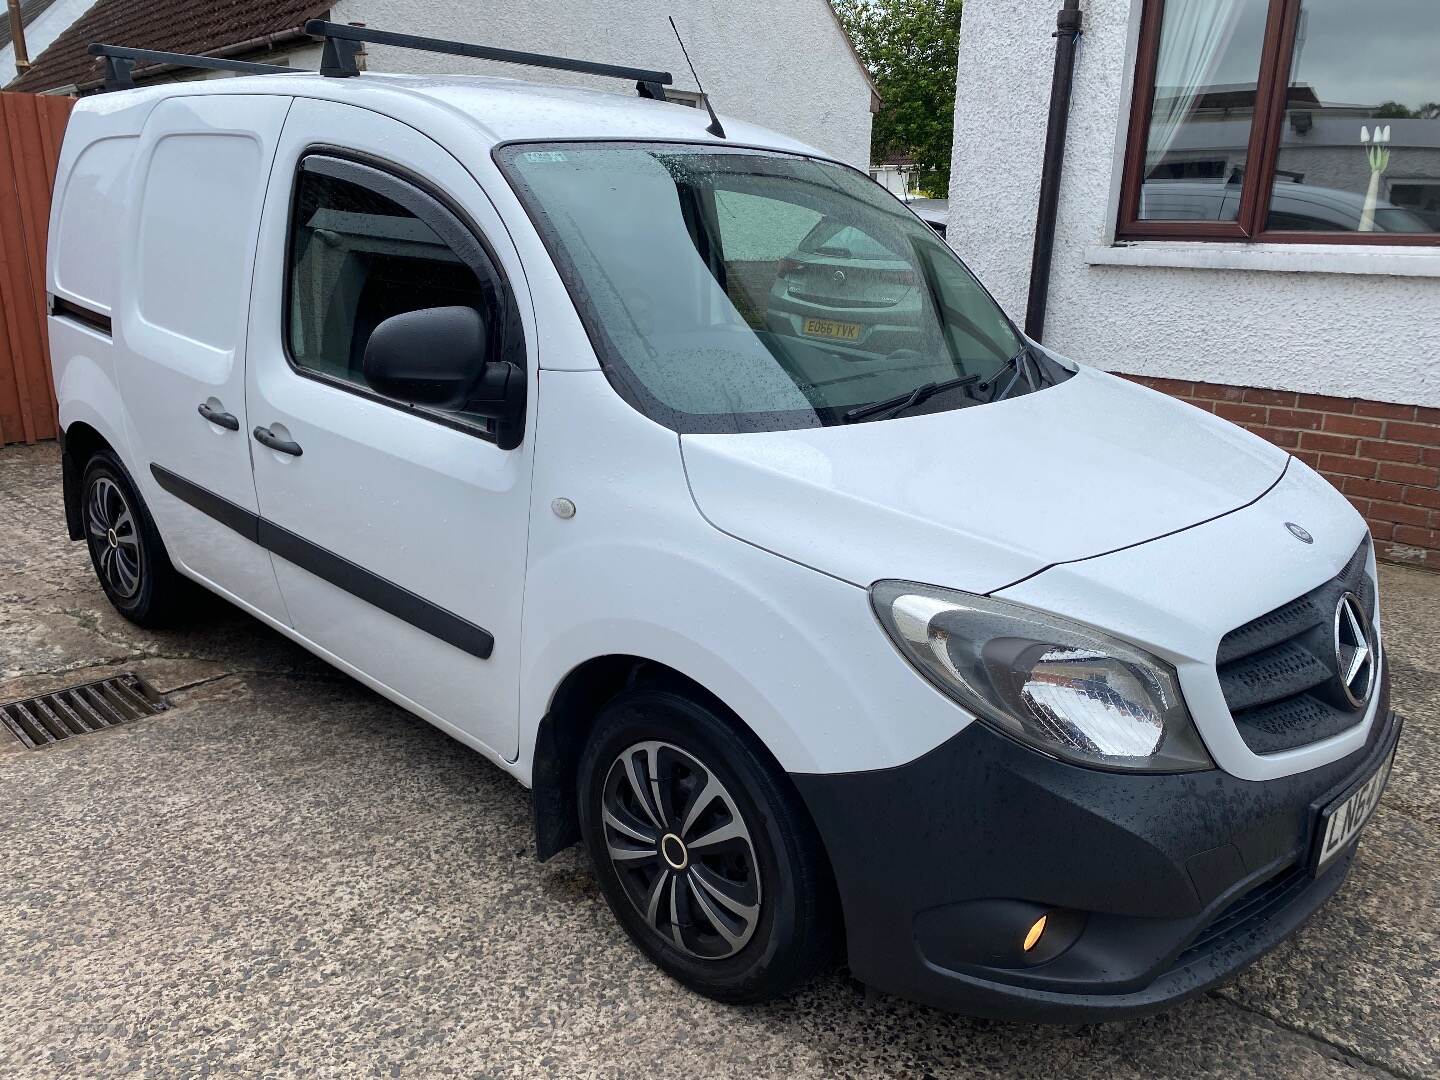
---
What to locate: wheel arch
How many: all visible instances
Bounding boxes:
[529,653,831,885]
[59,419,120,541]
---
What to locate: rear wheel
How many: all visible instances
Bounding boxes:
[81,451,190,627]
[578,685,835,1003]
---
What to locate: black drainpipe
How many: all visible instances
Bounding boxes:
[1023,0,1084,342]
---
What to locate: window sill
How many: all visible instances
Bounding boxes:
[1085,242,1440,278]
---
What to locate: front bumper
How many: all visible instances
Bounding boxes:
[792,672,1398,1022]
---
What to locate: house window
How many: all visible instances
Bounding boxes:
[664,89,708,109]
[1119,0,1440,243]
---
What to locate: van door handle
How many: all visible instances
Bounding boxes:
[253,426,303,457]
[197,402,239,431]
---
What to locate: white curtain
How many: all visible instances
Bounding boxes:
[1145,0,1244,174]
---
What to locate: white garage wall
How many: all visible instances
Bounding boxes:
[947,0,1440,408]
[326,0,875,169]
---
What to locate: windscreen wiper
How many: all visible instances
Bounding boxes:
[976,348,1041,403]
[842,374,979,424]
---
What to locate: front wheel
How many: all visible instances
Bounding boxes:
[578,686,835,1003]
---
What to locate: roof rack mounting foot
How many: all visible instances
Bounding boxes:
[320,35,361,78]
[101,54,135,92]
[636,80,668,101]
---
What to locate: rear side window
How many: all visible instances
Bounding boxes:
[285,156,522,432]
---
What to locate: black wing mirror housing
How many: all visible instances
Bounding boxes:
[364,305,487,408]
[363,305,525,447]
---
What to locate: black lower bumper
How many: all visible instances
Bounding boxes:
[792,676,1399,1022]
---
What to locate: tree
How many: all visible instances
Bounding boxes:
[1374,101,1440,119]
[834,0,962,197]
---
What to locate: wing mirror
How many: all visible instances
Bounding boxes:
[363,305,523,445]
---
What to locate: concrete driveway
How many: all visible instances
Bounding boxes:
[2,441,1437,1079]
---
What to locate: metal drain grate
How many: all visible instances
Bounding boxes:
[0,673,169,750]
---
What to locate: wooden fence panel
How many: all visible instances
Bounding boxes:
[0,92,74,446]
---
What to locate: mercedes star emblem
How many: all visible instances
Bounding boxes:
[1333,592,1376,709]
[1285,522,1314,544]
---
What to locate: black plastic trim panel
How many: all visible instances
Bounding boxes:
[792,673,1396,1022]
[59,428,84,541]
[148,464,494,659]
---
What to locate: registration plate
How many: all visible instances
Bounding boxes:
[802,317,862,342]
[1312,741,1396,876]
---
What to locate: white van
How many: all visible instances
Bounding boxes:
[48,24,1399,1021]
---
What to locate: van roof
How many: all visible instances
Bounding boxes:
[83,71,830,160]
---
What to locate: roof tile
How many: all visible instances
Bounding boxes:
[8,0,332,92]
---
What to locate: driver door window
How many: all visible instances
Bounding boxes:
[286,158,518,432]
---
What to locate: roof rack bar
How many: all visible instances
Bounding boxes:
[304,20,673,90]
[88,43,293,91]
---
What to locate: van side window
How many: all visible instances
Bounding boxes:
[285,157,519,432]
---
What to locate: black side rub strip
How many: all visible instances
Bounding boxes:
[148,463,495,660]
[150,463,259,543]
[255,518,495,659]
[51,296,112,336]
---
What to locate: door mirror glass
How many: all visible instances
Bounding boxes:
[363,305,487,408]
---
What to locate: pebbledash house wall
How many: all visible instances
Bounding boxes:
[947,0,1440,570]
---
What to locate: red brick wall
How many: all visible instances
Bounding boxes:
[1121,375,1440,572]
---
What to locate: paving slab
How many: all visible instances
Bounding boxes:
[2,441,1436,1079]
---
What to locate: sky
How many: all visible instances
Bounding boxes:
[1203,0,1438,111]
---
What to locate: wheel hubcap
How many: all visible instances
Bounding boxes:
[659,833,688,870]
[601,740,761,960]
[86,476,142,599]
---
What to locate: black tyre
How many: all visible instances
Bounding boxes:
[578,684,835,1003]
[80,450,191,627]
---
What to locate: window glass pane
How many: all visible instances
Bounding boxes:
[1138,0,1272,222]
[1265,0,1440,233]
[287,169,497,420]
[712,190,822,327]
[498,143,1029,434]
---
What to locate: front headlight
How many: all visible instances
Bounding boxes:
[871,581,1213,773]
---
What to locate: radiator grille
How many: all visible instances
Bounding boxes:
[0,673,168,750]
[1216,539,1375,755]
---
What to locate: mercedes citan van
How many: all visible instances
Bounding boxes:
[47,24,1399,1020]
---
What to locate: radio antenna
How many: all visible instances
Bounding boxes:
[668,16,727,139]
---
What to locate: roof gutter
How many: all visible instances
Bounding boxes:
[1023,0,1084,342]
[70,25,312,92]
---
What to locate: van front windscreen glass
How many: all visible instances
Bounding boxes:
[497,142,1034,433]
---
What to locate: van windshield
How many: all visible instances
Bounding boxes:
[498,142,1042,433]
